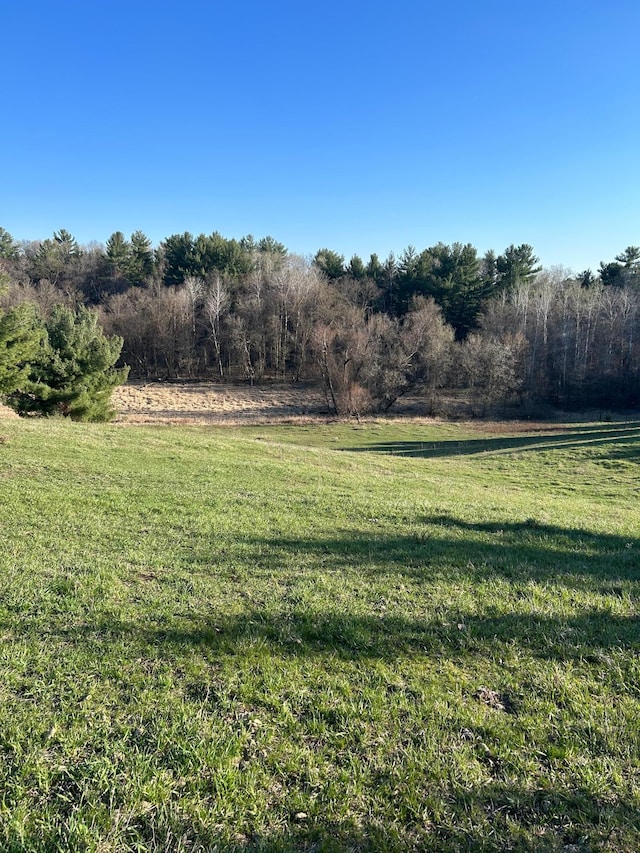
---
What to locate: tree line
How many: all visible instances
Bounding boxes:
[1,226,639,418]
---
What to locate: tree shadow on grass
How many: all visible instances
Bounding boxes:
[146,607,639,665]
[125,514,638,662]
[7,517,637,664]
[30,601,636,666]
[341,421,640,458]
[220,515,640,590]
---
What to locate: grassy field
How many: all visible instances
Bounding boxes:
[0,417,638,852]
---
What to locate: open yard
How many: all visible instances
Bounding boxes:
[0,408,638,851]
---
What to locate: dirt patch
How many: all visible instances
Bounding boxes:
[0,403,19,420]
[112,382,331,425]
[112,383,574,431]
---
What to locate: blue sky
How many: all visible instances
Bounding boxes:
[2,0,638,273]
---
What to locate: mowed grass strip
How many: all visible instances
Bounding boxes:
[0,418,638,852]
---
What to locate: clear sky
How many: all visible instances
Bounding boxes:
[2,0,638,273]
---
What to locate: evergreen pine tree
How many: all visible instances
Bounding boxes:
[6,305,129,421]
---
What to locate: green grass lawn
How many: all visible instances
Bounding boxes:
[0,417,638,852]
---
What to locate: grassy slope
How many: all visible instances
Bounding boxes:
[0,418,638,852]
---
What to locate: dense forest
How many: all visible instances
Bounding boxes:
[1,226,639,416]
